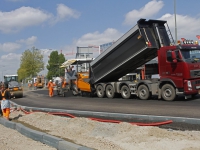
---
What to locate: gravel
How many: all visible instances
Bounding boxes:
[2,110,199,150]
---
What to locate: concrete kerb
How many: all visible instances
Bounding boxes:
[11,103,200,125]
[0,106,94,150]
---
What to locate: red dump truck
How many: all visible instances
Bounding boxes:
[63,19,200,101]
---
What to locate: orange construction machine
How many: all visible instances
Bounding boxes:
[36,76,45,88]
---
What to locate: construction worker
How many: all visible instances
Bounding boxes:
[62,79,67,88]
[47,80,55,97]
[28,82,32,90]
[58,78,67,96]
[0,84,11,120]
[34,82,37,90]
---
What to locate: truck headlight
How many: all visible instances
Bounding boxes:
[187,81,192,87]
[187,81,192,90]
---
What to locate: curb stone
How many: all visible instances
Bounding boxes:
[11,103,200,125]
[0,117,94,150]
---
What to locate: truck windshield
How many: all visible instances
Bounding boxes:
[4,76,18,82]
[180,49,200,63]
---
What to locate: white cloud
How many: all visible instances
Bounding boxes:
[0,42,21,52]
[123,0,164,25]
[75,28,122,46]
[159,14,200,40]
[0,4,80,33]
[0,36,37,52]
[123,0,200,41]
[55,4,80,22]
[17,36,37,47]
[0,6,52,33]
[1,53,21,61]
[59,28,123,59]
[0,53,21,80]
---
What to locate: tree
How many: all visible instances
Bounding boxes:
[17,47,44,81]
[46,51,65,80]
[17,68,27,81]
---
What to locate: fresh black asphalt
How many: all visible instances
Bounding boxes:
[11,89,200,119]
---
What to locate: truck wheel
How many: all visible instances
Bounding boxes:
[138,85,150,100]
[106,85,115,98]
[19,93,23,98]
[96,85,105,98]
[161,84,176,101]
[192,94,197,98]
[15,92,23,98]
[121,85,131,99]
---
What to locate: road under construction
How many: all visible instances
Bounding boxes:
[1,88,199,150]
[11,89,200,129]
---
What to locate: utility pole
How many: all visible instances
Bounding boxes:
[59,50,61,77]
[174,0,178,43]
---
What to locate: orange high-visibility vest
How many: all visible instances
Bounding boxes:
[1,90,7,100]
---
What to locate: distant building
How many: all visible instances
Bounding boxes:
[99,42,114,52]
[75,46,98,72]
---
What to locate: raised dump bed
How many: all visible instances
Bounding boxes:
[89,19,171,84]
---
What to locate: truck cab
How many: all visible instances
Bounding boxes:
[158,40,200,100]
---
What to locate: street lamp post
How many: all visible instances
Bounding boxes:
[1,65,5,82]
[1,71,3,82]
[2,70,7,82]
[59,56,60,77]
[174,0,178,43]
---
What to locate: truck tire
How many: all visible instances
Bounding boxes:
[138,85,150,100]
[96,85,105,98]
[19,93,23,98]
[121,85,131,99]
[161,84,176,101]
[106,85,115,98]
[192,94,197,98]
[15,92,23,98]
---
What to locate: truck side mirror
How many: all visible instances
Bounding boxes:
[171,51,177,63]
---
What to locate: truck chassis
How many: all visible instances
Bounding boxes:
[94,79,193,101]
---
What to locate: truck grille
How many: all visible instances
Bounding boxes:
[195,80,200,84]
[190,70,200,78]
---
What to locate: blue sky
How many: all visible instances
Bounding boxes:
[0,0,200,81]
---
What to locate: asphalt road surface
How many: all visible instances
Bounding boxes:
[11,89,200,119]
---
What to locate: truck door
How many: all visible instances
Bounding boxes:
[165,50,184,87]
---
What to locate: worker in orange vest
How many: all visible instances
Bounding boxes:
[59,78,68,96]
[0,84,11,120]
[34,82,37,90]
[28,82,32,90]
[47,80,55,97]
[62,79,67,88]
